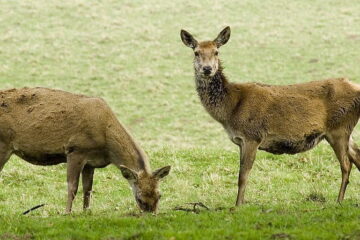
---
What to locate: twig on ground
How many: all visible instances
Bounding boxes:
[173,202,210,214]
[22,204,46,215]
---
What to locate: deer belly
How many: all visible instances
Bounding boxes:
[14,151,66,165]
[259,132,325,155]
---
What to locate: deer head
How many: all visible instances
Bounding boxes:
[181,26,231,77]
[120,165,171,213]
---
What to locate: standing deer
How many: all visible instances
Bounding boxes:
[0,87,171,213]
[181,26,360,205]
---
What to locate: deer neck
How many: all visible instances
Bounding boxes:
[106,121,151,174]
[195,64,231,123]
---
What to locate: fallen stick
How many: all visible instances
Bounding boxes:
[22,204,46,215]
[173,202,210,213]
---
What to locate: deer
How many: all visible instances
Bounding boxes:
[0,87,171,213]
[181,26,360,206]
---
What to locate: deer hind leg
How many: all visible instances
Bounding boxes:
[82,165,94,210]
[236,140,259,206]
[66,151,87,213]
[326,132,352,202]
[0,142,12,174]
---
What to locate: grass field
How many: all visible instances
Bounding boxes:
[1,0,360,239]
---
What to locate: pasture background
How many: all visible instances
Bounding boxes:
[1,0,360,239]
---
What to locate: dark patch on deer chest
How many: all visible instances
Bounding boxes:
[196,72,227,107]
[259,132,324,155]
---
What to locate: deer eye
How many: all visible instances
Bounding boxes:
[214,51,219,56]
[194,51,199,57]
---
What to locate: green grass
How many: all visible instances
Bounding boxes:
[1,0,360,239]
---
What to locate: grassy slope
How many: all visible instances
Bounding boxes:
[0,0,360,239]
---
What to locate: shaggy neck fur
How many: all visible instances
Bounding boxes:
[195,63,230,122]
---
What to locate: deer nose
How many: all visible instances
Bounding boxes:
[203,66,212,75]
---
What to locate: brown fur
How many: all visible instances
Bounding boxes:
[181,26,360,205]
[0,87,170,213]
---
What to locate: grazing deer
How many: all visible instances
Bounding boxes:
[181,26,360,205]
[0,87,171,213]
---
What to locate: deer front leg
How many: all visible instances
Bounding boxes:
[82,165,94,210]
[338,157,352,202]
[348,138,360,171]
[236,140,259,206]
[66,152,86,213]
[326,132,352,202]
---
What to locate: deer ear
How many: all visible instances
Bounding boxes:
[214,26,231,48]
[180,30,198,49]
[153,165,171,179]
[120,165,138,181]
